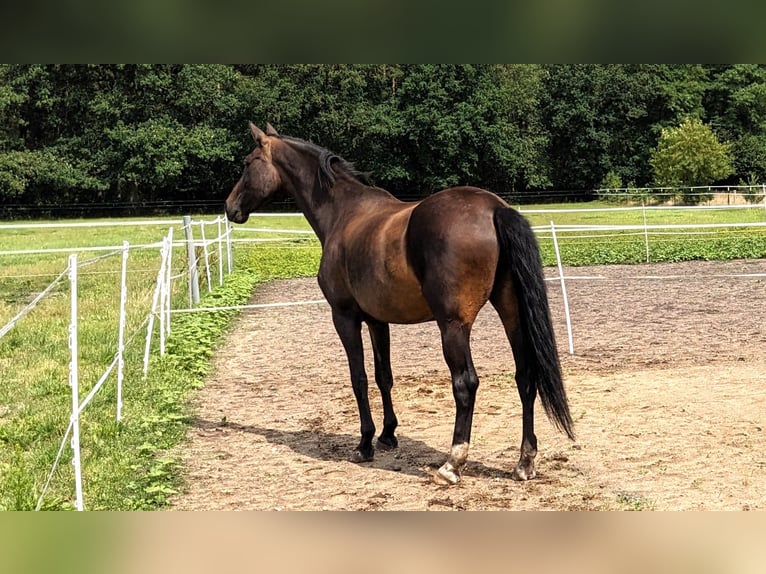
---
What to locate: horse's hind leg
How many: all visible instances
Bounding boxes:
[434,317,480,485]
[508,331,538,480]
[367,319,398,449]
[491,280,538,480]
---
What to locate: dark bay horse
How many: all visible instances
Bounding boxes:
[225,122,574,484]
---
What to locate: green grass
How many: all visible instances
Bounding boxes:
[0,202,764,509]
[0,213,320,510]
[518,201,766,266]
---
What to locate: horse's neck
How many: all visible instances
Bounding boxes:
[291,177,392,245]
[269,151,327,243]
[273,145,395,244]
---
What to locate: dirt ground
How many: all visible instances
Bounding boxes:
[171,259,766,511]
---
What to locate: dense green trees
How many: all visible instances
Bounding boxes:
[1,64,765,216]
[541,64,709,191]
[705,64,766,185]
[0,65,242,214]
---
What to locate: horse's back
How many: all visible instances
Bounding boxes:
[415,186,509,214]
[322,186,506,325]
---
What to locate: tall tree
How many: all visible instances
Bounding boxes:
[650,117,734,202]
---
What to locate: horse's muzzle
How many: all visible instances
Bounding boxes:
[225,202,249,224]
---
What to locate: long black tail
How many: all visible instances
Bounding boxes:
[493,207,574,439]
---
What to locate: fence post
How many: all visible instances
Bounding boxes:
[183,215,200,305]
[200,221,212,293]
[143,240,168,376]
[68,254,84,511]
[217,216,224,286]
[225,214,233,274]
[116,242,129,423]
[165,227,173,337]
[158,238,168,356]
[550,222,575,355]
[642,200,650,263]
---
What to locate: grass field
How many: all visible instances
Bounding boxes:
[0,214,317,510]
[523,202,766,265]
[1,202,765,510]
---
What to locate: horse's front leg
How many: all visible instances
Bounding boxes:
[332,308,375,462]
[367,319,398,450]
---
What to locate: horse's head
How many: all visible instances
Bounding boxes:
[225,122,282,224]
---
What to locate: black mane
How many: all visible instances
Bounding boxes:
[279,135,372,190]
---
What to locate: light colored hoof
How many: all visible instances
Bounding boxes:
[511,463,536,481]
[434,462,461,485]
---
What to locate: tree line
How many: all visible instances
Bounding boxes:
[1,64,765,217]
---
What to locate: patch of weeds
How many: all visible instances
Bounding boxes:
[615,490,655,511]
[0,447,37,511]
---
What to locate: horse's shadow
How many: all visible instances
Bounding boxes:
[194,418,517,482]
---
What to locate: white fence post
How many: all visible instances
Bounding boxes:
[217,217,224,286]
[143,239,169,376]
[183,215,200,305]
[550,222,575,355]
[642,200,650,263]
[200,222,212,293]
[68,254,84,511]
[225,215,233,274]
[158,237,168,357]
[116,242,129,422]
[165,227,173,337]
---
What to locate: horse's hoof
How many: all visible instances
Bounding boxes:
[511,463,536,481]
[376,434,398,450]
[350,449,374,463]
[434,462,461,485]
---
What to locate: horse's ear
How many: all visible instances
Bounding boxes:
[249,122,265,142]
[265,123,279,136]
